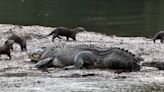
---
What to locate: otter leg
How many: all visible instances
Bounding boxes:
[23,42,27,51]
[6,52,11,59]
[161,37,164,43]
[66,36,69,40]
[153,38,156,43]
[10,45,14,50]
[20,43,24,51]
[24,45,27,51]
[71,35,76,40]
[20,43,26,51]
[34,58,52,68]
[52,34,58,42]
[22,45,27,51]
[160,39,163,43]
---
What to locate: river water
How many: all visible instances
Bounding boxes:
[0,0,164,37]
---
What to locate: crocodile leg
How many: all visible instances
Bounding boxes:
[63,51,96,70]
[63,58,84,70]
[34,58,52,68]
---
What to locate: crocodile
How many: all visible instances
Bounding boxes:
[28,45,142,71]
[44,27,85,42]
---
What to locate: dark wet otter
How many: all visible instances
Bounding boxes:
[45,27,85,42]
[153,31,164,43]
[5,29,29,51]
[0,40,15,59]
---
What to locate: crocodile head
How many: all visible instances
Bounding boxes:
[28,48,45,62]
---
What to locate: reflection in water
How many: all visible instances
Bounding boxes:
[0,0,164,37]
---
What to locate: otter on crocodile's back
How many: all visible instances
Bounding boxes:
[5,28,30,51]
[44,27,85,42]
[0,40,15,59]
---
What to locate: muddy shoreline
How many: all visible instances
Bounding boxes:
[0,24,164,92]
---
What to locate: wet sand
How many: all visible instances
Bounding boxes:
[0,24,164,92]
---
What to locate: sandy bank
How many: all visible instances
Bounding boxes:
[0,24,164,92]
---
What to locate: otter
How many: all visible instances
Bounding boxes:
[153,31,164,43]
[45,27,85,42]
[0,40,15,59]
[5,29,29,51]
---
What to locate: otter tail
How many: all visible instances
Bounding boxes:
[42,29,57,38]
[41,31,53,38]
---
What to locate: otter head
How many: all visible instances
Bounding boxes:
[27,48,45,62]
[5,40,15,45]
[73,27,86,33]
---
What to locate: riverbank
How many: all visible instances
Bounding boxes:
[0,24,164,92]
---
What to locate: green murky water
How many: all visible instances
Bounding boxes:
[0,0,164,37]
